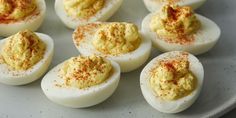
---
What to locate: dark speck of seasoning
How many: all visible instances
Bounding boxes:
[129,111,132,114]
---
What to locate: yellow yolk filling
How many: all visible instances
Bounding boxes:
[150,4,201,40]
[150,59,197,101]
[0,29,46,70]
[93,22,141,55]
[60,55,112,89]
[63,0,105,19]
[159,0,180,3]
[0,0,37,21]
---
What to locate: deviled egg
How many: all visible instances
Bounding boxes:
[41,55,120,108]
[0,30,54,85]
[142,4,221,55]
[55,0,123,29]
[140,51,204,113]
[143,0,206,12]
[73,22,152,72]
[0,0,46,37]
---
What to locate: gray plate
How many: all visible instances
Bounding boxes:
[0,0,236,118]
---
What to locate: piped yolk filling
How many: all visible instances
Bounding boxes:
[159,0,181,3]
[150,4,201,44]
[59,55,112,89]
[92,22,141,55]
[0,29,46,70]
[63,0,105,19]
[0,0,38,23]
[150,57,197,101]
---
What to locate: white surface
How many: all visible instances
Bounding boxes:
[0,0,236,118]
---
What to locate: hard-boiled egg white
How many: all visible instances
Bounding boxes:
[143,0,206,12]
[0,32,54,85]
[41,57,120,108]
[140,51,204,113]
[55,0,123,29]
[72,22,152,72]
[142,12,221,55]
[0,0,46,37]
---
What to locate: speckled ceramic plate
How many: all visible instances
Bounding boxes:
[0,0,236,118]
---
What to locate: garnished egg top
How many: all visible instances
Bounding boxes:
[59,55,112,89]
[41,55,120,108]
[0,0,46,37]
[140,51,204,113]
[0,0,38,23]
[0,29,54,85]
[63,0,105,20]
[55,0,123,29]
[150,4,201,44]
[0,29,45,70]
[92,22,141,55]
[142,4,221,55]
[73,22,152,72]
[149,54,197,101]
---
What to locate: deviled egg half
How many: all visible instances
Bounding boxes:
[142,4,221,55]
[0,30,54,85]
[140,51,204,113]
[0,0,46,37]
[41,55,120,108]
[55,0,123,29]
[73,22,152,72]
[143,0,206,12]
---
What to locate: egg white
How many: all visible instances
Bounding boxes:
[55,0,123,29]
[140,51,204,113]
[41,58,120,108]
[143,0,206,12]
[142,13,221,55]
[0,33,54,85]
[72,22,152,73]
[0,0,46,37]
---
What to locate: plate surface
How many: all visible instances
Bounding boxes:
[0,0,236,118]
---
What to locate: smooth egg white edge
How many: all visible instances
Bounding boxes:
[0,0,46,37]
[55,0,123,29]
[142,13,221,55]
[0,33,54,85]
[73,26,152,73]
[143,0,206,12]
[140,51,204,113]
[41,59,120,108]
